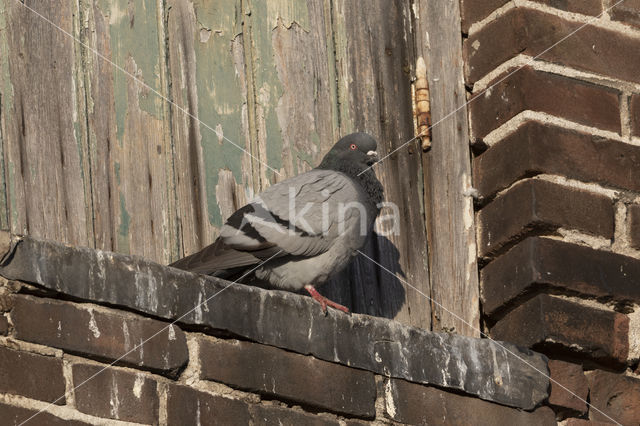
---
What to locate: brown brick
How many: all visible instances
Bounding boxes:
[632,94,640,137]
[344,420,370,426]
[465,8,640,85]
[587,370,640,425]
[199,338,376,418]
[459,0,510,32]
[12,295,188,376]
[473,121,640,198]
[548,360,588,416]
[0,346,65,404]
[72,363,158,424]
[0,315,8,335]
[249,405,340,426]
[469,67,620,139]
[610,0,640,28]
[0,402,92,426]
[565,419,617,426]
[490,294,629,366]
[0,292,15,312]
[480,237,640,317]
[166,384,250,425]
[384,378,556,425]
[629,204,640,249]
[478,179,614,257]
[531,0,603,15]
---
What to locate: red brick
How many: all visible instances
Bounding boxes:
[11,295,188,376]
[548,360,588,416]
[610,0,640,28]
[478,179,614,257]
[199,338,376,418]
[587,370,640,425]
[465,8,640,85]
[0,346,65,404]
[469,67,620,139]
[480,237,640,318]
[0,402,92,426]
[166,384,250,425]
[249,405,340,426]
[384,378,556,425]
[473,121,640,198]
[490,294,629,366]
[629,204,640,249]
[72,363,158,424]
[459,0,510,32]
[632,94,640,137]
[531,0,603,15]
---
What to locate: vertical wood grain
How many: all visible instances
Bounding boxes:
[243,0,338,182]
[0,0,480,332]
[414,0,480,337]
[0,0,90,246]
[166,0,253,260]
[82,0,173,262]
[322,0,432,328]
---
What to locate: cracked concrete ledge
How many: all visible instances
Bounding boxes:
[0,233,549,410]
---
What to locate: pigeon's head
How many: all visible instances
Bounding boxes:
[318,132,379,172]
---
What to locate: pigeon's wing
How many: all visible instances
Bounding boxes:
[170,170,365,275]
[219,169,364,257]
[168,238,263,275]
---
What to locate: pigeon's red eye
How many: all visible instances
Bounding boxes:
[350,144,357,150]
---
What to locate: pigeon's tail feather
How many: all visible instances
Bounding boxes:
[169,239,262,276]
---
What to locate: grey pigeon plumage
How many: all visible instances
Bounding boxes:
[170,132,383,313]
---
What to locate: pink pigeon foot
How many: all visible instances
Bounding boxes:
[304,285,349,314]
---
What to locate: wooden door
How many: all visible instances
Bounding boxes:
[0,0,478,333]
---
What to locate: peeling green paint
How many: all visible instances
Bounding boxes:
[117,192,130,253]
[99,0,164,142]
[248,0,296,175]
[297,130,320,167]
[266,0,310,30]
[193,0,245,227]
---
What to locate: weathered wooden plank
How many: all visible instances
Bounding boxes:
[82,0,173,263]
[77,1,118,254]
[323,0,432,328]
[166,0,252,259]
[0,1,12,231]
[0,0,90,246]
[245,0,338,180]
[415,0,480,337]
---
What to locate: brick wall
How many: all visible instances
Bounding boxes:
[0,234,554,425]
[463,1,640,424]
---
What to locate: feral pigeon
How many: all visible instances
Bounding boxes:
[170,132,383,313]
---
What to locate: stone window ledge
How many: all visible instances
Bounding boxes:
[0,233,549,410]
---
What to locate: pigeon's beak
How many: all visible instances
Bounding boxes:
[366,150,378,166]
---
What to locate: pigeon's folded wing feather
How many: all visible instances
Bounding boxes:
[219,169,363,257]
[168,239,262,274]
